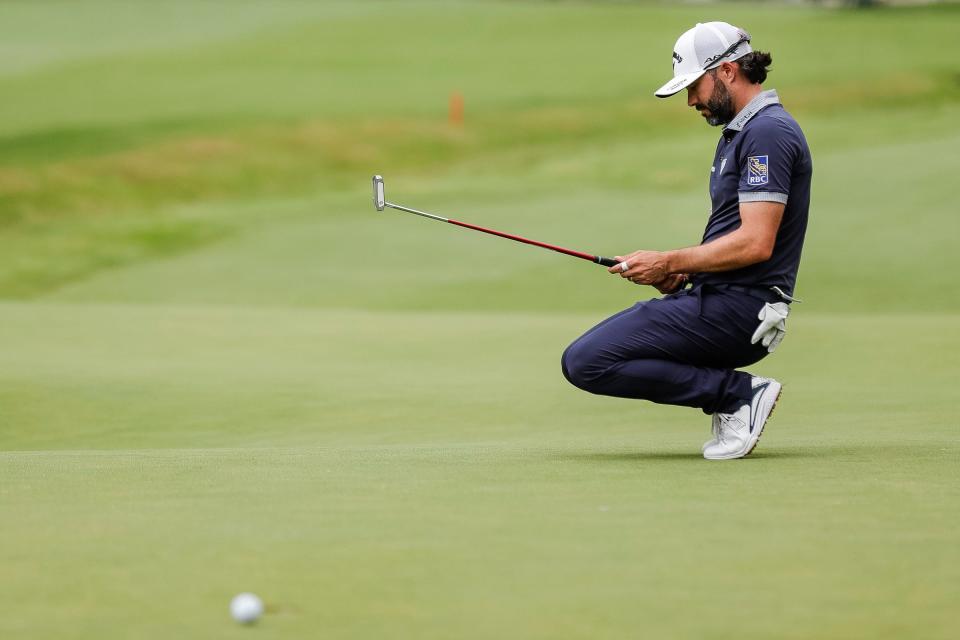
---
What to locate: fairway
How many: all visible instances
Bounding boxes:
[1,1,959,638]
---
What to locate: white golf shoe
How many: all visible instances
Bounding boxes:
[703,376,782,460]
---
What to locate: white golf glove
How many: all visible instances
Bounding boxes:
[751,302,790,353]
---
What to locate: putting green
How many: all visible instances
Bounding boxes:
[1,2,958,638]
[2,303,957,638]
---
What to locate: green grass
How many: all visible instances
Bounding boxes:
[2,305,957,638]
[1,1,959,638]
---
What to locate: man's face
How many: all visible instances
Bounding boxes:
[686,70,735,127]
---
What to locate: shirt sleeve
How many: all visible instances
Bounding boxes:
[737,119,797,205]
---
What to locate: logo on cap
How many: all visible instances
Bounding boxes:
[673,51,683,64]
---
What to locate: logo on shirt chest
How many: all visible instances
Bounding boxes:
[711,157,728,176]
[747,155,769,185]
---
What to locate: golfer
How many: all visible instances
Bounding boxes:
[562,22,812,460]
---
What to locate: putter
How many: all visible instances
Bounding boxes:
[372,175,619,268]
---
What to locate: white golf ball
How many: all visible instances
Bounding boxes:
[229,593,264,624]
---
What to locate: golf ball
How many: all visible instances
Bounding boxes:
[229,593,264,624]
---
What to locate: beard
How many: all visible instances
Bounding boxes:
[696,75,736,127]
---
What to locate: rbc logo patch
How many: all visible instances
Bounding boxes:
[747,155,769,186]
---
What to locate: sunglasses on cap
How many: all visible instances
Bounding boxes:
[702,34,752,71]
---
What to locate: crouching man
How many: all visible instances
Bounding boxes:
[562,22,812,460]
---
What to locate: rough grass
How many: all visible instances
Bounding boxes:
[1,70,954,223]
[1,1,958,298]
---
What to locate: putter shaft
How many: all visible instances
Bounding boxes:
[374,175,618,268]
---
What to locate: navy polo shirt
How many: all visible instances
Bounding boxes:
[692,89,812,297]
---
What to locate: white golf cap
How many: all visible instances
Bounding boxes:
[655,22,752,98]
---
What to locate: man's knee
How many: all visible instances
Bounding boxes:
[561,340,609,392]
[563,340,672,401]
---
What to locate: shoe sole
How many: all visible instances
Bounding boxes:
[705,382,782,460]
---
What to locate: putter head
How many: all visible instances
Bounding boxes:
[372,175,385,211]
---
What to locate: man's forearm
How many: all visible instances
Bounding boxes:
[613,206,781,284]
[664,229,772,275]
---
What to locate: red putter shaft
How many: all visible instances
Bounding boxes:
[381,201,618,268]
[446,218,613,266]
[372,175,618,268]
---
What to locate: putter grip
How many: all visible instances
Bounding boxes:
[596,256,619,268]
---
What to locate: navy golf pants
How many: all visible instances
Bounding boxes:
[561,286,771,415]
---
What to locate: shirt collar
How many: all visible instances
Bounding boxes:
[723,89,780,135]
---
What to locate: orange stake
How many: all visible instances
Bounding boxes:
[449,91,464,126]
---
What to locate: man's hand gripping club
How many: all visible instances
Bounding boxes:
[608,251,689,294]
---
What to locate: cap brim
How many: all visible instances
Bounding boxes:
[654,70,705,98]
